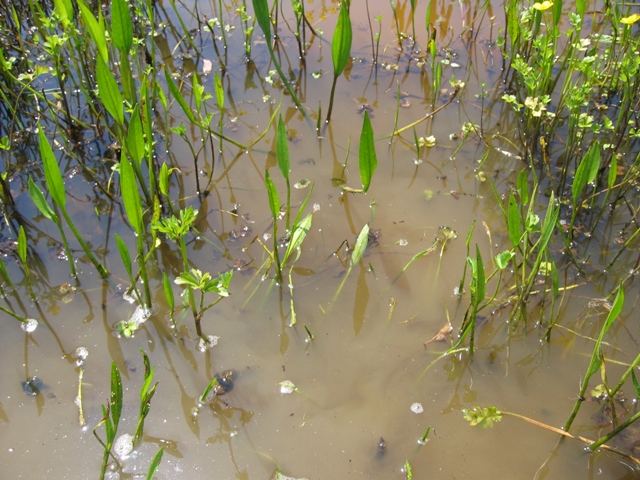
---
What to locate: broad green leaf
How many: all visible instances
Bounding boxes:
[507,192,521,247]
[38,126,66,209]
[193,74,203,113]
[114,233,132,278]
[265,170,280,220]
[332,1,352,77]
[351,223,370,267]
[127,105,144,165]
[276,116,290,181]
[96,58,124,125]
[572,141,601,205]
[110,362,123,428]
[359,111,377,192]
[252,0,272,44]
[159,163,170,197]
[77,0,108,63]
[165,68,197,124]
[146,448,164,480]
[119,152,143,235]
[111,0,133,53]
[28,177,57,222]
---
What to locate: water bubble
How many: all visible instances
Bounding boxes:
[411,403,424,414]
[197,335,220,352]
[279,380,295,394]
[113,433,134,460]
[21,318,38,333]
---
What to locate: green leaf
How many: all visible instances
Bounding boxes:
[516,168,529,206]
[38,126,66,209]
[572,141,601,205]
[110,362,123,428]
[111,0,133,53]
[200,377,219,404]
[77,0,108,63]
[507,192,521,247]
[537,193,558,252]
[359,111,377,192]
[351,224,370,267]
[214,72,224,111]
[159,163,170,198]
[119,152,144,235]
[276,116,290,181]
[163,272,174,311]
[96,58,124,125]
[608,153,617,190]
[282,213,312,265]
[28,177,57,222]
[146,448,164,480]
[127,105,144,165]
[165,68,197,124]
[463,405,502,428]
[495,250,514,270]
[53,0,74,25]
[474,245,485,305]
[332,1,353,77]
[265,169,280,220]
[115,233,132,278]
[18,225,27,266]
[252,0,272,45]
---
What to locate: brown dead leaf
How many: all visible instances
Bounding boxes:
[424,322,453,346]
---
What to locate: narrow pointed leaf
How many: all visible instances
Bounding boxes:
[332,1,352,77]
[120,152,143,235]
[111,0,133,53]
[474,245,485,305]
[265,170,280,219]
[110,362,123,428]
[39,126,66,209]
[359,111,377,192]
[252,0,272,44]
[127,105,144,164]
[28,177,57,222]
[351,224,370,267]
[97,58,124,125]
[276,116,290,181]
[507,192,521,247]
[114,233,132,278]
[572,141,601,205]
[77,0,108,63]
[165,68,197,124]
[214,72,224,110]
[146,448,164,480]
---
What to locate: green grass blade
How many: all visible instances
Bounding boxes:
[359,111,377,192]
[351,223,370,267]
[77,0,108,63]
[332,1,353,77]
[38,126,67,209]
[18,225,27,267]
[146,448,164,480]
[28,177,57,222]
[163,272,174,311]
[120,152,144,236]
[111,0,133,52]
[538,193,558,251]
[96,58,124,125]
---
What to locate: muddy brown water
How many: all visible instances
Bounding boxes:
[0,0,639,478]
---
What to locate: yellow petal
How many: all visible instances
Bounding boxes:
[532,1,554,11]
[621,14,640,25]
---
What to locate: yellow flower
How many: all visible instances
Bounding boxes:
[532,1,554,11]
[621,14,640,25]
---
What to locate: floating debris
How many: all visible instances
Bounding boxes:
[411,403,424,414]
[279,380,295,394]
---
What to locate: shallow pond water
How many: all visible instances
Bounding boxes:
[0,0,639,478]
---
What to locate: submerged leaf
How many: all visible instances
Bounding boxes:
[463,405,502,428]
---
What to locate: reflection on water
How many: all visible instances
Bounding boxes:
[0,0,638,478]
